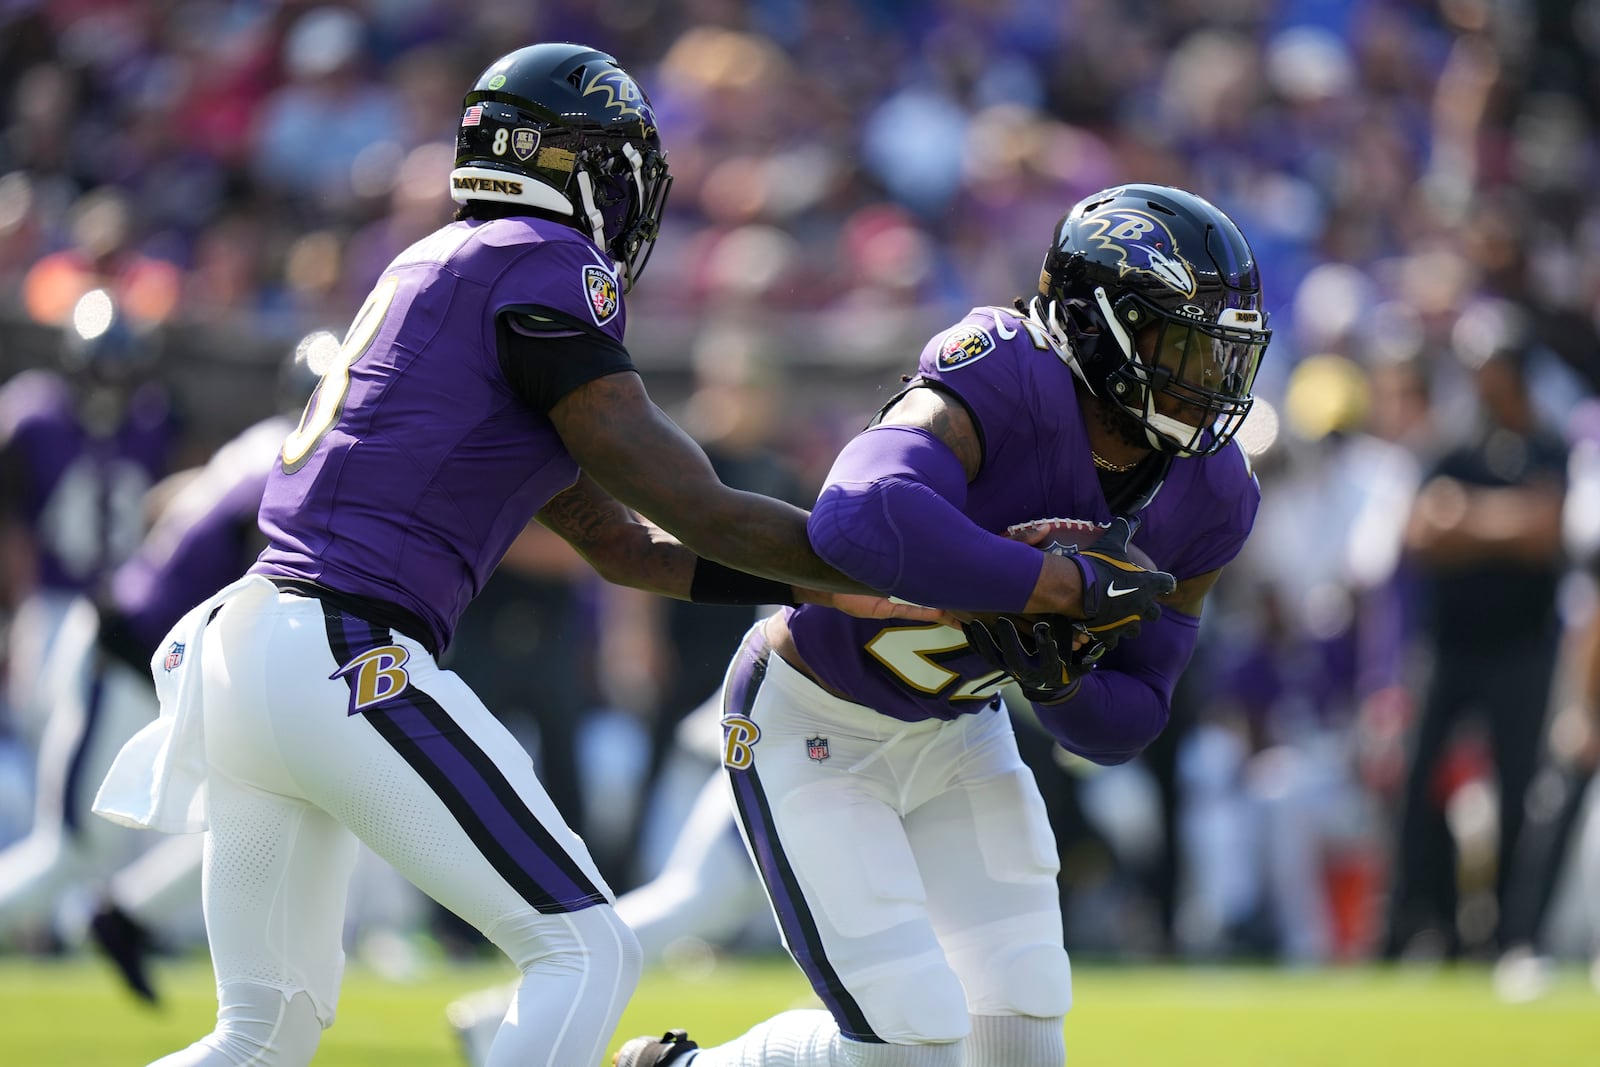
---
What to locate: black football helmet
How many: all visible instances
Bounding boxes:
[451,42,672,292]
[1028,184,1271,457]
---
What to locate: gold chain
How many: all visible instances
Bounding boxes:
[1091,450,1142,473]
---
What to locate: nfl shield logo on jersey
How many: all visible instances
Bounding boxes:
[806,735,830,763]
[163,641,185,672]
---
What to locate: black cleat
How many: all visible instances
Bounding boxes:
[613,1029,699,1066]
[87,903,160,1005]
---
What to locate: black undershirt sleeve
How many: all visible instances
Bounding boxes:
[495,304,636,414]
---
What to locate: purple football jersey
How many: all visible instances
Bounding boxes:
[787,304,1261,723]
[253,217,629,653]
[0,369,175,592]
[111,416,288,653]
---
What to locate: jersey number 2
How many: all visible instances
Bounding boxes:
[866,623,1008,702]
[281,275,400,473]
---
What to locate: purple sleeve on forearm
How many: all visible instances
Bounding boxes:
[1035,607,1201,765]
[807,425,1044,612]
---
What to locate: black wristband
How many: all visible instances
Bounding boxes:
[689,558,796,606]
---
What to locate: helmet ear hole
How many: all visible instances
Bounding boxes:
[1062,300,1099,335]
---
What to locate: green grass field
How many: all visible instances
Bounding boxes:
[4,954,1598,1066]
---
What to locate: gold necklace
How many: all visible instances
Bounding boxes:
[1091,450,1142,473]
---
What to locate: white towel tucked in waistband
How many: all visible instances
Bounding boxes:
[92,574,275,833]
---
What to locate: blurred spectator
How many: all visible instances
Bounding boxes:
[1493,398,1600,997]
[21,188,180,327]
[252,7,405,210]
[1383,304,1570,961]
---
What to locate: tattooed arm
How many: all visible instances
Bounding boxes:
[549,370,875,594]
[534,472,946,622]
[534,471,695,598]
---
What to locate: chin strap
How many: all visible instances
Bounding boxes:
[1026,295,1087,380]
[574,169,607,254]
[1141,396,1203,455]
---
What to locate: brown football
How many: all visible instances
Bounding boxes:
[1004,516,1159,571]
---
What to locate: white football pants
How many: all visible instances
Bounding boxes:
[710,625,1072,1061]
[149,588,639,1067]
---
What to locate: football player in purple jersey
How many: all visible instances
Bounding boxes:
[90,43,1108,1067]
[0,336,321,992]
[0,289,175,750]
[615,184,1272,1067]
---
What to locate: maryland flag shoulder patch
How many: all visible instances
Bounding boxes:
[936,323,995,369]
[583,264,619,326]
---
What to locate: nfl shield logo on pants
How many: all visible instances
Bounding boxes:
[806,735,829,762]
[163,641,185,672]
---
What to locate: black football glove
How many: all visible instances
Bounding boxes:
[963,616,1083,704]
[1045,516,1175,636]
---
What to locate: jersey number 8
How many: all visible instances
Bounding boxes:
[281,275,400,473]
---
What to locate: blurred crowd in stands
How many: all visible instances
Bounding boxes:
[4,0,1600,999]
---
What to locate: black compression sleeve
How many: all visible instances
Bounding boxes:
[495,305,635,413]
[689,558,796,606]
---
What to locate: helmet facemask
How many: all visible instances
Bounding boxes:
[1094,287,1267,456]
[575,141,672,292]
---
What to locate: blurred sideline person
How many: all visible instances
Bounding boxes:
[1493,398,1600,998]
[91,44,952,1067]
[616,183,1271,1067]
[1383,312,1569,961]
[1169,353,1419,963]
[0,290,175,752]
[0,336,319,982]
[440,524,599,883]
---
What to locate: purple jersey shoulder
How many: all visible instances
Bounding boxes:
[0,369,74,440]
[467,216,628,343]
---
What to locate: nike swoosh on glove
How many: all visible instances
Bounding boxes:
[1046,516,1176,634]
